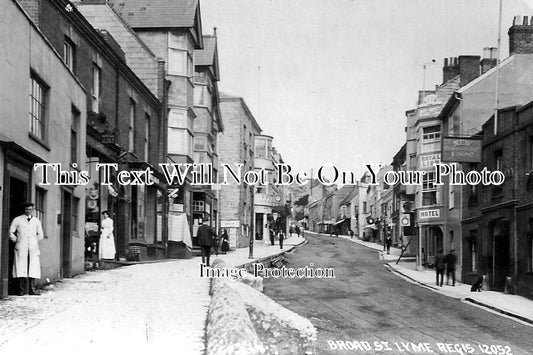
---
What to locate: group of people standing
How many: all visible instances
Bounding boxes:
[9,203,116,296]
[197,220,230,266]
[434,249,457,287]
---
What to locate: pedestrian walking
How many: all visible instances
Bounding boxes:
[385,234,392,254]
[99,211,116,261]
[220,229,230,254]
[289,226,294,238]
[9,202,44,296]
[349,229,354,239]
[269,228,275,246]
[444,249,457,286]
[197,220,217,266]
[295,225,301,237]
[278,231,285,249]
[213,233,221,256]
[435,249,445,287]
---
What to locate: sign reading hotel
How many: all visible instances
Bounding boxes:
[441,137,482,163]
[419,209,440,219]
[419,153,441,169]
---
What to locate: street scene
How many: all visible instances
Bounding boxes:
[1,0,533,354]
[265,234,533,355]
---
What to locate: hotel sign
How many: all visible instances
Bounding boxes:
[418,208,442,221]
[441,137,482,163]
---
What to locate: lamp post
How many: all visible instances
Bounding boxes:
[249,185,254,259]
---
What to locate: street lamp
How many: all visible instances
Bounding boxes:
[249,185,255,259]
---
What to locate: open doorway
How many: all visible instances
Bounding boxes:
[61,189,72,278]
[491,219,510,291]
[5,176,28,295]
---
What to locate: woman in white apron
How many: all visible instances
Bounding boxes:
[99,211,116,260]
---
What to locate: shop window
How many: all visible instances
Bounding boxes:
[192,200,204,212]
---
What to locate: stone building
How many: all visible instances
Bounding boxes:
[17,0,167,261]
[253,134,275,241]
[106,0,204,243]
[218,94,261,248]
[1,0,86,297]
[192,34,223,234]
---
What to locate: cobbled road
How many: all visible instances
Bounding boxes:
[264,234,533,355]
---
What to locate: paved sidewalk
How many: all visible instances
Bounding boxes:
[311,231,533,326]
[0,235,306,354]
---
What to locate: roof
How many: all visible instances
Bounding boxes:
[339,187,358,205]
[108,0,198,28]
[219,93,262,133]
[457,55,514,94]
[195,35,220,80]
[195,36,216,66]
[439,55,515,119]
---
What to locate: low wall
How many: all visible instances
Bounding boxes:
[206,258,317,354]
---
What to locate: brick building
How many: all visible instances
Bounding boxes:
[440,15,533,284]
[461,104,533,298]
[17,0,167,261]
[218,94,261,248]
[1,0,86,297]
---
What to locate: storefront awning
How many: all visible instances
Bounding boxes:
[333,218,349,226]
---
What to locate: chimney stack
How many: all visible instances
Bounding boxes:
[458,55,481,87]
[443,57,459,83]
[508,15,533,55]
[481,47,498,74]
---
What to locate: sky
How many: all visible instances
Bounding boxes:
[201,0,532,179]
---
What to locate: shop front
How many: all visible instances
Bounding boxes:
[417,207,444,268]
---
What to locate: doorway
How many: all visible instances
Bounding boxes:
[491,220,510,291]
[2,175,29,296]
[61,189,72,278]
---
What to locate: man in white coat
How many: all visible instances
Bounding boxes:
[9,202,44,296]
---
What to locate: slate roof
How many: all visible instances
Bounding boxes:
[195,36,216,66]
[340,187,358,205]
[108,0,198,28]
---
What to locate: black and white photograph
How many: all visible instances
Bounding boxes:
[1,0,533,354]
